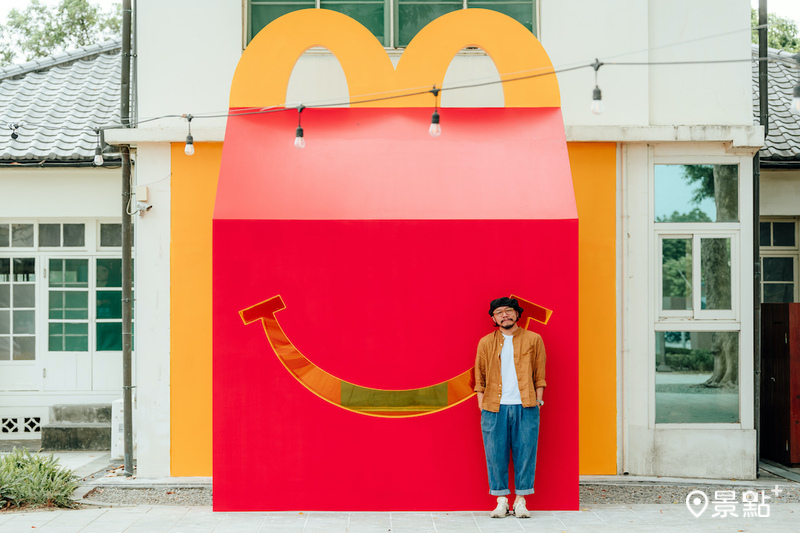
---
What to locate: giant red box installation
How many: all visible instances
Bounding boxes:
[212,9,579,511]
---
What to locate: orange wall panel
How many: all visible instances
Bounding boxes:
[169,141,619,478]
[170,142,221,476]
[568,142,618,475]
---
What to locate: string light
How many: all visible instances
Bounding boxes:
[429,86,441,137]
[294,105,305,149]
[93,128,104,166]
[590,59,604,115]
[2,54,784,149]
[184,114,195,155]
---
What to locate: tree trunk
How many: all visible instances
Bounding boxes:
[703,165,738,388]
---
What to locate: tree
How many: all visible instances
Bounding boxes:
[0,0,121,67]
[751,8,800,53]
[680,165,739,389]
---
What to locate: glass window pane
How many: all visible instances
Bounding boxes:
[0,225,8,247]
[654,164,738,223]
[100,223,122,247]
[250,4,314,41]
[49,323,64,351]
[470,2,534,32]
[97,290,122,319]
[655,331,739,423]
[97,322,122,351]
[63,224,85,247]
[65,323,88,351]
[97,259,122,288]
[764,284,794,303]
[65,292,88,319]
[0,258,8,282]
[0,310,8,334]
[13,336,35,360]
[13,258,35,282]
[0,337,8,360]
[662,238,692,310]
[49,259,63,287]
[13,285,34,308]
[39,224,60,246]
[11,224,33,247]
[760,222,771,246]
[13,310,35,334]
[398,2,459,47]
[323,2,385,42]
[0,285,9,308]
[701,238,731,310]
[764,257,793,282]
[49,291,64,320]
[64,259,88,288]
[773,222,796,247]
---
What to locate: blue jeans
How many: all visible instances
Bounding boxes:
[480,404,540,496]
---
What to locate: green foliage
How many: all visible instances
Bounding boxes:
[664,348,714,372]
[752,8,800,53]
[0,448,79,509]
[0,0,121,67]
[656,207,712,223]
[680,164,715,205]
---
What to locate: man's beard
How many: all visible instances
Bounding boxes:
[500,320,516,330]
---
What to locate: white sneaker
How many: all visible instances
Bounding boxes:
[490,496,509,518]
[513,499,531,518]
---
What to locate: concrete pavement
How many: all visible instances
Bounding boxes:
[4,448,800,531]
[3,504,800,532]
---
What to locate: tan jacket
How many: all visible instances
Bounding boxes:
[474,327,546,412]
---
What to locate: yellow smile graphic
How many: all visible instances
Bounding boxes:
[240,295,551,418]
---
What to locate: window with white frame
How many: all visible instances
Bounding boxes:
[0,221,130,365]
[653,163,740,424]
[248,0,537,47]
[759,218,798,303]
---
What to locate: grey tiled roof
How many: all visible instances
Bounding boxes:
[752,44,800,162]
[0,40,122,162]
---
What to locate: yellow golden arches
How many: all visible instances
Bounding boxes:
[229,8,560,109]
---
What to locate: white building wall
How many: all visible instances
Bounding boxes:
[0,169,121,218]
[132,0,754,137]
[761,170,800,216]
[131,144,172,477]
[123,0,761,478]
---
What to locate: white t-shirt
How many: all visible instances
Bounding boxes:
[499,333,522,405]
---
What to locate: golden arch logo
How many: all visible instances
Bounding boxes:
[230,8,561,109]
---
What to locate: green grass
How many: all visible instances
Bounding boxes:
[0,448,79,509]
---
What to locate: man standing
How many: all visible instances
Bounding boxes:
[474,296,546,518]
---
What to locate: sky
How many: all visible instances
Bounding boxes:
[751,0,800,26]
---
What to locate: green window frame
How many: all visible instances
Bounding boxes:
[248,0,536,48]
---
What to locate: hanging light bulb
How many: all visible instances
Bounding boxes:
[429,110,441,137]
[294,105,305,148]
[590,59,605,115]
[591,86,605,115]
[184,114,195,155]
[792,85,800,115]
[10,124,18,140]
[429,86,441,137]
[93,128,104,166]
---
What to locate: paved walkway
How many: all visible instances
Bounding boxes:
[3,448,800,531]
[2,504,800,532]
